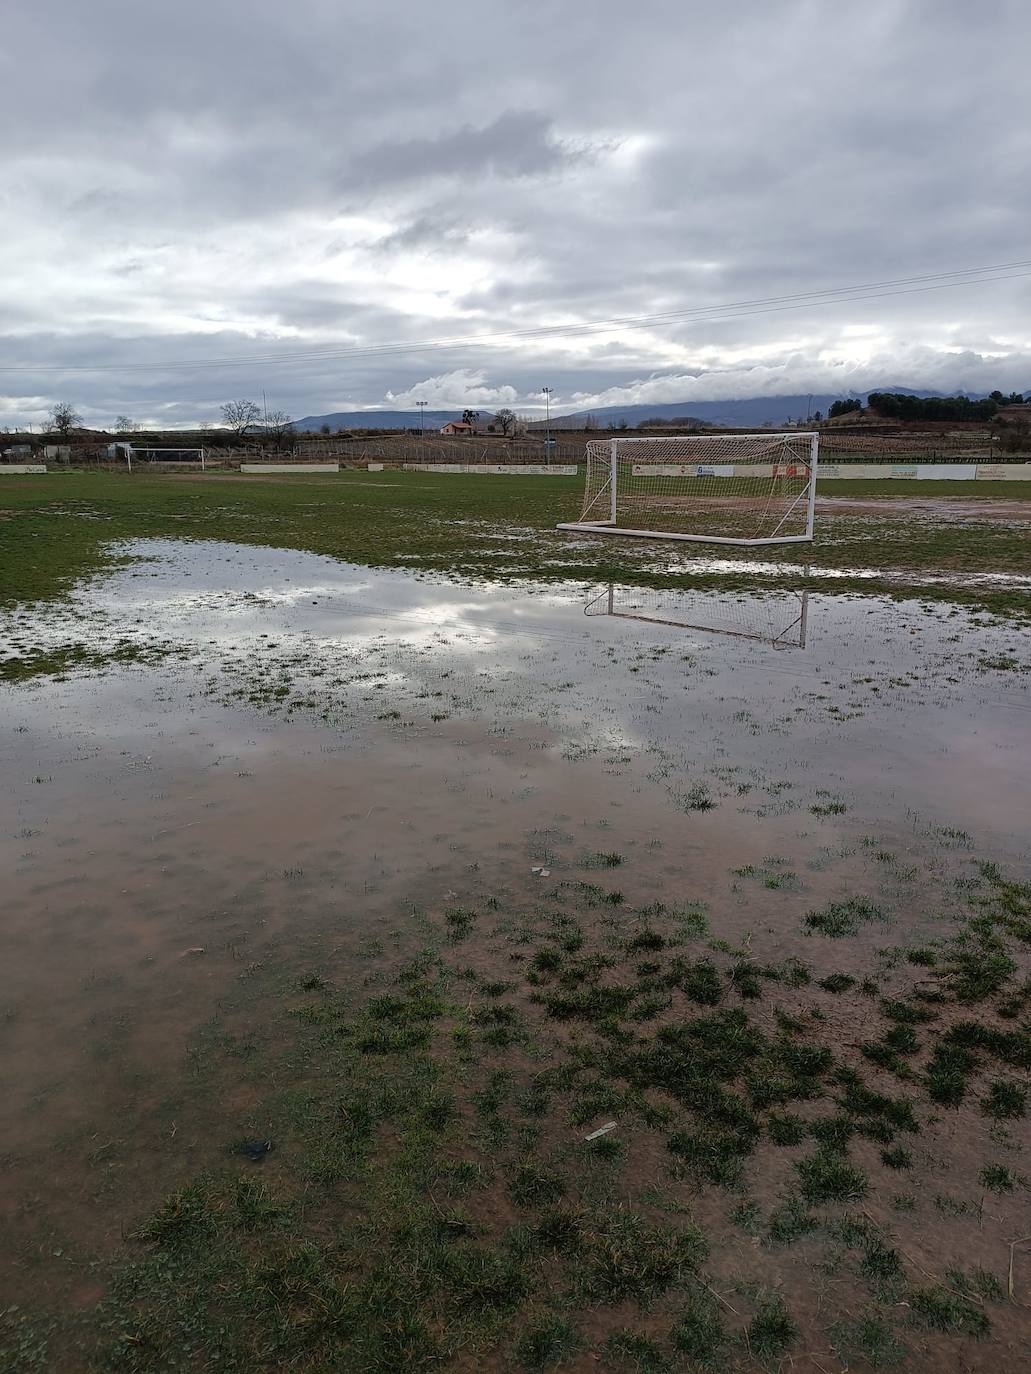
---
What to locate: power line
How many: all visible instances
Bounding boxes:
[2,258,1029,375]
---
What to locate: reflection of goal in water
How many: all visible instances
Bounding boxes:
[558,433,817,545]
[585,584,810,649]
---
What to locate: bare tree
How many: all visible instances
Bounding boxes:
[220,398,261,440]
[265,410,294,449]
[48,402,81,439]
[462,408,479,426]
[494,407,516,436]
[115,415,135,434]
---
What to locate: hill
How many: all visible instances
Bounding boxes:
[293,409,464,431]
[294,389,1001,435]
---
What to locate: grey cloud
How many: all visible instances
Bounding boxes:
[2,0,1030,427]
[373,215,473,254]
[347,111,587,191]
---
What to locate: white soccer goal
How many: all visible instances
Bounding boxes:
[557,433,818,545]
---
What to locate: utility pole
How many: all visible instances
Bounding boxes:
[542,386,553,464]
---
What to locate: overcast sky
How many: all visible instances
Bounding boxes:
[3,0,1030,429]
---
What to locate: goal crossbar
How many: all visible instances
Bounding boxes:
[558,432,818,546]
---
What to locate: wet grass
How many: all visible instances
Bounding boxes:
[4,828,1029,1368]
[804,895,885,938]
[3,470,1031,619]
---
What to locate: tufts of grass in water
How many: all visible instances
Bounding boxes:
[804,896,885,938]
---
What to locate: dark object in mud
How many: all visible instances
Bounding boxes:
[235,1139,274,1162]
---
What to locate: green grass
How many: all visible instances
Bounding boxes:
[831,1313,908,1367]
[908,1284,991,1337]
[3,470,1031,620]
[804,896,885,938]
[796,1149,868,1203]
[979,1164,1016,1193]
[746,1293,798,1362]
[980,1079,1026,1119]
[670,1291,724,1364]
[766,1195,818,1245]
[514,1313,579,1369]
[584,1210,708,1302]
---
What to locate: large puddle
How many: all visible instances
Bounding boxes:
[2,539,1030,1360]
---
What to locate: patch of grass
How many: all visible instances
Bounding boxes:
[860,1240,904,1287]
[540,983,636,1024]
[624,1007,765,1109]
[924,1041,977,1107]
[796,1149,867,1203]
[906,946,937,966]
[948,1266,1005,1302]
[443,1244,530,1311]
[603,1329,669,1372]
[804,896,884,938]
[980,1079,1026,1119]
[746,1293,798,1362]
[667,956,722,1005]
[535,1207,584,1253]
[730,1200,762,1233]
[880,1146,912,1170]
[767,1111,806,1146]
[819,973,856,993]
[682,782,716,812]
[831,1313,908,1368]
[233,1176,287,1232]
[942,928,1016,1002]
[514,1314,579,1369]
[667,1119,757,1188]
[131,1183,216,1247]
[581,850,624,868]
[766,1195,818,1245]
[978,1164,1016,1193]
[838,1078,920,1136]
[585,1209,708,1303]
[908,1284,991,1337]
[625,928,666,953]
[444,906,477,941]
[670,1291,724,1364]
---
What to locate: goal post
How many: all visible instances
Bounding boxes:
[557,432,818,545]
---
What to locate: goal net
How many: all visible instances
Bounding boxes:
[558,433,817,545]
[584,584,809,649]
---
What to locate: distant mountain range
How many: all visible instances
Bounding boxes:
[294,409,469,432]
[293,388,984,433]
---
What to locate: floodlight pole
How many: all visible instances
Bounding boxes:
[542,386,553,464]
[416,400,427,434]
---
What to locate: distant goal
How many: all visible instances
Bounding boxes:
[557,433,818,545]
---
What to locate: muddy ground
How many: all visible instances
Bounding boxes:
[2,540,1029,1372]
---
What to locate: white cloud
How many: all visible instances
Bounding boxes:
[1,1,1029,426]
[385,370,519,408]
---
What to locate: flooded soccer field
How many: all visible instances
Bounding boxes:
[2,500,1030,1370]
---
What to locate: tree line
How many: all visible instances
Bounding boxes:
[829,391,1026,422]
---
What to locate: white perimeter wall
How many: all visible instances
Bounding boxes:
[0,464,47,474]
[631,462,1031,481]
[240,463,339,473]
[404,463,577,475]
